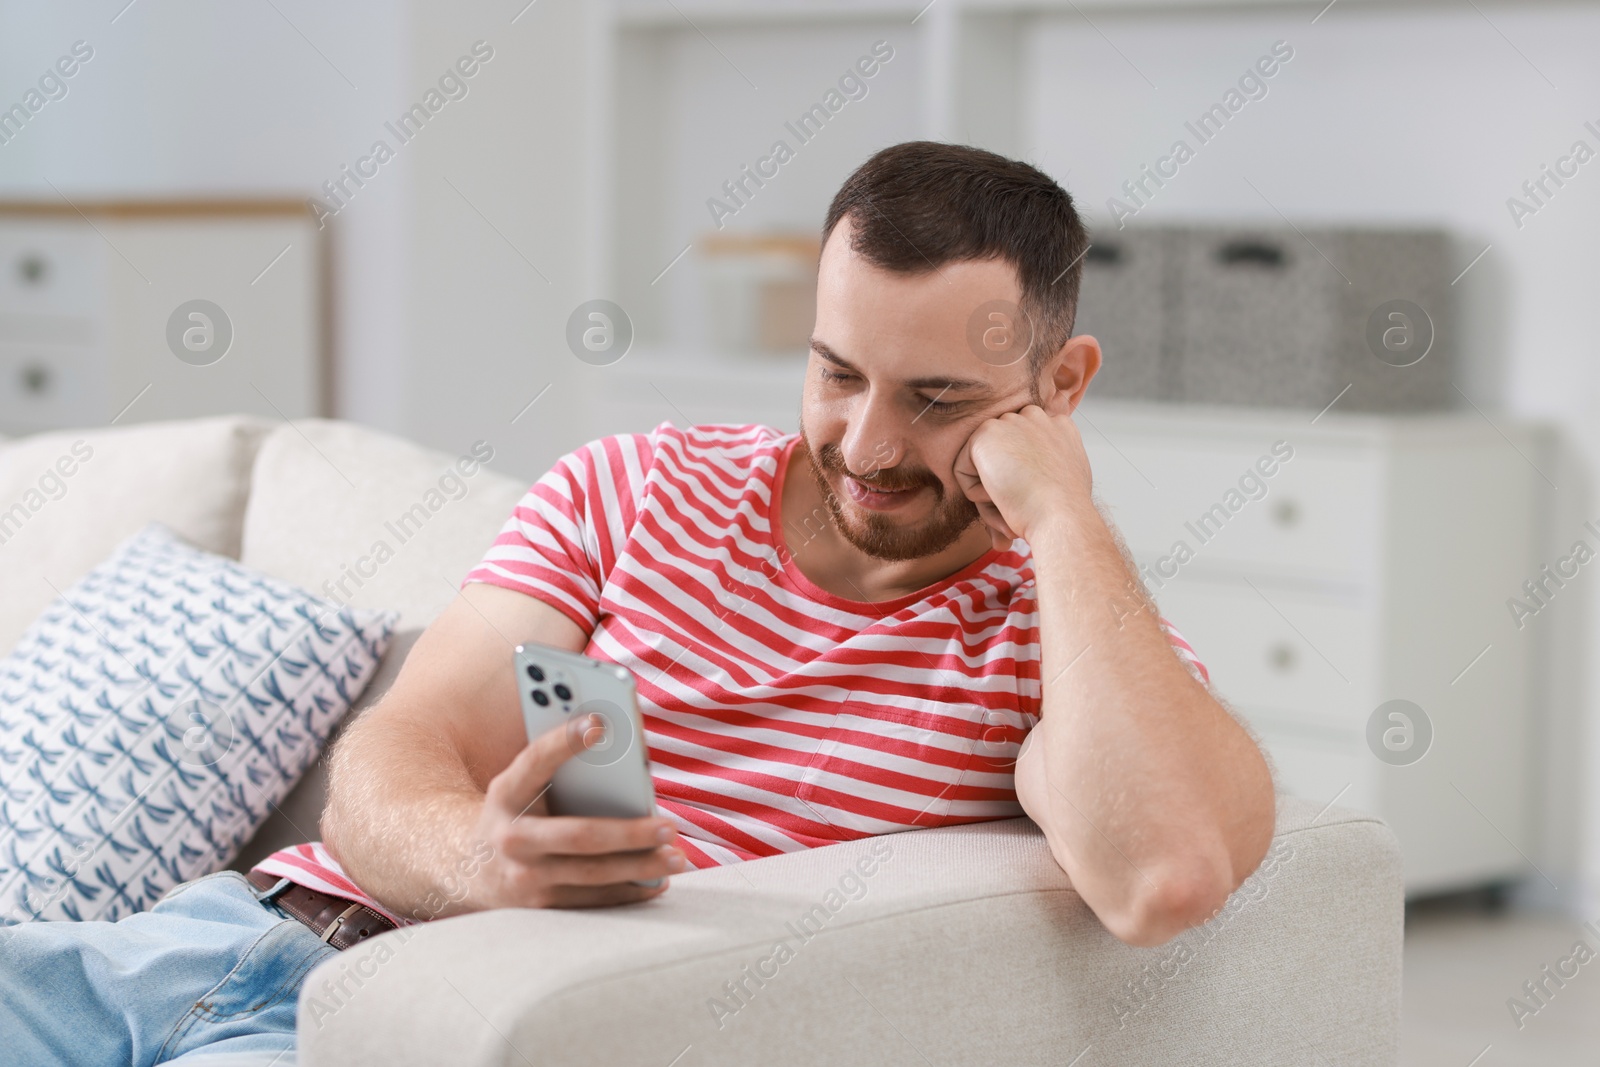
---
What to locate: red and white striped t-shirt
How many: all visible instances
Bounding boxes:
[252,421,1207,920]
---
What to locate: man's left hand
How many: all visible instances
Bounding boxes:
[952,404,1094,551]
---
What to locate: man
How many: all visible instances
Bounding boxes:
[1,141,1274,1064]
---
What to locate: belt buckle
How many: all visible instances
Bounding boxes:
[320,902,366,944]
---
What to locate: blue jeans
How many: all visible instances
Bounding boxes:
[0,868,340,1066]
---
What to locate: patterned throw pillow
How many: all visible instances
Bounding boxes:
[0,522,398,924]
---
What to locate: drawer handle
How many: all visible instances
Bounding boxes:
[19,363,51,395]
[1272,499,1300,527]
[1086,243,1123,266]
[1216,240,1285,268]
[1267,642,1297,672]
[17,253,49,286]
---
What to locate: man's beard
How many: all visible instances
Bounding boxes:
[795,422,981,563]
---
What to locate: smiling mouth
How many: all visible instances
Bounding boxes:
[843,475,924,510]
[851,477,914,493]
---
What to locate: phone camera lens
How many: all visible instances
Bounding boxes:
[525,665,545,683]
[553,683,572,701]
[530,689,549,707]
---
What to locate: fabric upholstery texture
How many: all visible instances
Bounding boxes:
[238,419,529,634]
[296,795,1402,1066]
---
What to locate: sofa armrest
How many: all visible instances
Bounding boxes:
[299,797,1401,1066]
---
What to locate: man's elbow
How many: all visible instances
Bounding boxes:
[1098,859,1234,948]
[1104,808,1277,948]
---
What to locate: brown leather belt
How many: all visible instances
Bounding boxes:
[246,869,398,951]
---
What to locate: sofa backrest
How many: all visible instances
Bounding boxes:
[0,413,532,651]
[0,414,274,656]
[237,417,529,632]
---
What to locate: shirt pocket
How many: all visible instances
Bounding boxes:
[795,701,982,839]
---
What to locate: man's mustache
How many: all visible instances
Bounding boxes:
[816,444,939,494]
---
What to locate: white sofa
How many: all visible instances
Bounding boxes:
[0,414,1404,1065]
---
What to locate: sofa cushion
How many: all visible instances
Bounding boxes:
[0,414,274,657]
[239,420,529,632]
[0,522,398,924]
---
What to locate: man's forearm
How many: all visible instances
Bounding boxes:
[1026,498,1275,945]
[319,706,494,923]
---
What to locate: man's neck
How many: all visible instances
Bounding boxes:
[779,437,995,604]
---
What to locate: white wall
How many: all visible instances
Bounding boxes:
[393,0,603,482]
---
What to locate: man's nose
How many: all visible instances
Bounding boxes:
[840,392,906,478]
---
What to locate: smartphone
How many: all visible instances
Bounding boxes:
[512,642,664,887]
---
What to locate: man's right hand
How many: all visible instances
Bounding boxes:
[468,712,687,909]
[321,584,685,921]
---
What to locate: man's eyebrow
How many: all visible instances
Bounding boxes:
[809,340,994,394]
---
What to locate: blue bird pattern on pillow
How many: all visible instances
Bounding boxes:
[0,522,397,925]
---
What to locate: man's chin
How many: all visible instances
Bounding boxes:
[830,499,984,563]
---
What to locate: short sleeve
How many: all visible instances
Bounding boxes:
[1158,616,1210,687]
[460,432,655,634]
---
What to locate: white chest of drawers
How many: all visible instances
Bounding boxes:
[0,202,323,434]
[1077,399,1547,896]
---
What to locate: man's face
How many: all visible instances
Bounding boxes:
[798,216,1044,563]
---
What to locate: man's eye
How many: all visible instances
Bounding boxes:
[820,368,959,414]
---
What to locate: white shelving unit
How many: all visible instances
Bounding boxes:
[589,0,1484,432]
[603,1,932,397]
[596,0,1028,431]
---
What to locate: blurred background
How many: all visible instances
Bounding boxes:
[2,1,1598,1060]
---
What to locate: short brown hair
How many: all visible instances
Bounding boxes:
[822,141,1089,382]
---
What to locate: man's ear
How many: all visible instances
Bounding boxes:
[1041,335,1102,415]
